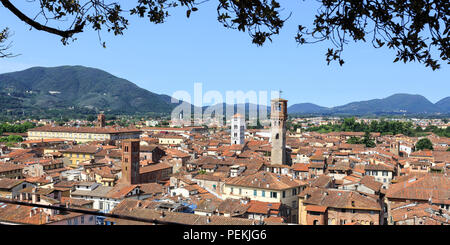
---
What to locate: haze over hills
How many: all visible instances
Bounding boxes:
[0,66,448,118]
[288,103,328,114]
[288,94,450,116]
[435,97,450,113]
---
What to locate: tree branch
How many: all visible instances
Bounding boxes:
[0,0,85,38]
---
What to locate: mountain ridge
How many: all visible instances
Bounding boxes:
[0,66,448,118]
[288,93,449,115]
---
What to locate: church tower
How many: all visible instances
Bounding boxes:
[231,113,245,145]
[121,139,140,185]
[97,113,106,128]
[270,98,288,165]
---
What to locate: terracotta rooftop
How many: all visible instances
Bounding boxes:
[0,178,25,189]
[299,187,381,211]
[247,200,281,214]
[292,163,309,172]
[386,174,449,203]
[0,163,25,173]
[139,162,172,174]
[60,145,102,154]
[29,125,141,134]
[305,205,327,212]
[110,199,282,225]
[226,171,306,190]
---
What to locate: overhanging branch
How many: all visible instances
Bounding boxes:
[0,0,85,38]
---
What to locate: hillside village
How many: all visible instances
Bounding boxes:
[0,99,449,225]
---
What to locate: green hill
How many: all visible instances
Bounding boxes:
[0,66,178,117]
[331,93,441,115]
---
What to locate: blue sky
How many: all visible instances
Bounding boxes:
[0,1,448,107]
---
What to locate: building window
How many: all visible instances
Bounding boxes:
[254,190,257,196]
[262,190,266,197]
[231,187,234,194]
[270,192,277,198]
[282,191,286,198]
[239,188,242,195]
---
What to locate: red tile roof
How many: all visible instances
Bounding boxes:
[305,205,327,212]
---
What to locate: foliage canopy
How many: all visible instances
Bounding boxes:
[0,0,448,69]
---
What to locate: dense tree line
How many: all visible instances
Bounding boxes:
[0,135,23,143]
[305,118,413,135]
[304,117,449,137]
[416,125,450,138]
[0,122,35,134]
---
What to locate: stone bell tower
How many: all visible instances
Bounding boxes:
[97,113,106,128]
[270,97,288,165]
[121,139,140,185]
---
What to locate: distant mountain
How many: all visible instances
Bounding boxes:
[0,66,179,116]
[288,103,329,114]
[1,66,448,118]
[332,94,440,115]
[202,103,270,117]
[435,97,450,113]
[289,94,448,116]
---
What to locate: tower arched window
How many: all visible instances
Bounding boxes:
[275,134,279,139]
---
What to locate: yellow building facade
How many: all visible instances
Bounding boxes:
[28,126,141,143]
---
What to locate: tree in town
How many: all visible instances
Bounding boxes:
[415,138,433,151]
[0,0,448,69]
[362,131,376,148]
